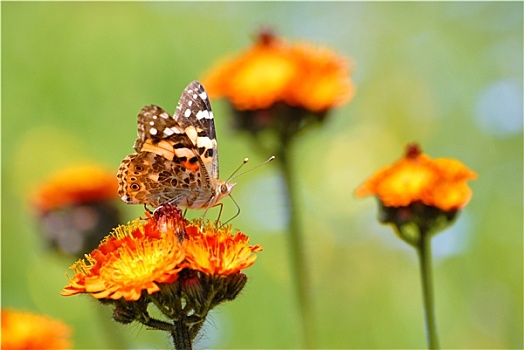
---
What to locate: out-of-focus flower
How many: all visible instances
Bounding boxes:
[61,204,262,346]
[357,144,477,346]
[356,143,477,211]
[31,165,121,256]
[205,32,296,111]
[203,30,355,137]
[1,308,72,349]
[356,143,477,243]
[284,42,354,112]
[33,165,118,212]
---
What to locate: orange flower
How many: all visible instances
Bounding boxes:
[1,309,72,349]
[61,205,262,345]
[285,42,354,112]
[203,31,354,112]
[184,221,262,276]
[356,144,477,211]
[205,33,295,111]
[33,165,118,212]
[61,212,186,301]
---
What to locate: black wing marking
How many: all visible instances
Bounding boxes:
[173,81,219,179]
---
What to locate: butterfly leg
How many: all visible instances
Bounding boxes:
[201,202,223,225]
[144,204,153,214]
[220,195,241,227]
[214,202,224,225]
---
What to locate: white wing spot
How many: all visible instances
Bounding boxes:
[153,115,158,119]
[149,121,155,126]
[197,136,214,150]
[188,100,193,106]
[199,91,208,100]
[160,113,169,119]
[196,110,210,120]
[150,127,158,135]
[193,93,198,99]
[184,108,191,118]
[164,126,181,136]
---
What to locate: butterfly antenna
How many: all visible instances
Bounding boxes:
[229,156,275,181]
[226,158,250,182]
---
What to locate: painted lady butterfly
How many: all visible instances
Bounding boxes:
[117,81,235,211]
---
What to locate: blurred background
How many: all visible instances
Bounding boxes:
[2,2,522,349]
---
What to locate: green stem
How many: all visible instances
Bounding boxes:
[416,232,440,349]
[277,146,315,349]
[172,319,192,350]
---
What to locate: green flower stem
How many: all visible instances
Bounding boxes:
[172,319,192,350]
[276,145,315,349]
[416,231,440,349]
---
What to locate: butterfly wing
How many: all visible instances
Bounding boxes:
[117,151,213,208]
[117,82,220,209]
[173,81,219,180]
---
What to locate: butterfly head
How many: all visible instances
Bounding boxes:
[214,180,236,205]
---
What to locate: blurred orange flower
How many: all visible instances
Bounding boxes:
[61,212,186,301]
[204,31,354,113]
[32,164,122,256]
[184,221,263,276]
[356,144,477,211]
[33,165,118,213]
[1,309,72,350]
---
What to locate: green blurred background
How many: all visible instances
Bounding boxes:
[2,2,522,349]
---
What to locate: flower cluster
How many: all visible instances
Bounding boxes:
[62,205,261,341]
[356,143,477,243]
[1,309,72,349]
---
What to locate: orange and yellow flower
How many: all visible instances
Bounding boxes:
[203,31,354,113]
[33,165,118,213]
[184,221,263,276]
[62,206,262,302]
[356,143,477,211]
[1,309,72,349]
[61,211,186,301]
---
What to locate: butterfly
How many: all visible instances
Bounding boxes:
[117,81,235,212]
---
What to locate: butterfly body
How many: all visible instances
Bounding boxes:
[117,81,235,210]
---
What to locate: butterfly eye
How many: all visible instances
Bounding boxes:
[220,184,228,194]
